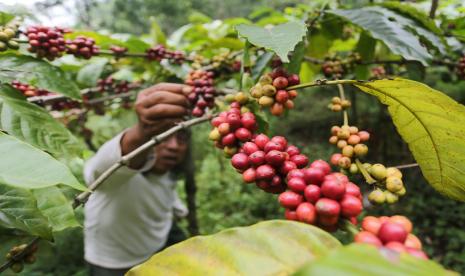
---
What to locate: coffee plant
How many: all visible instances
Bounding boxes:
[0,1,464,275]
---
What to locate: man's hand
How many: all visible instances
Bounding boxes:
[121,83,191,169]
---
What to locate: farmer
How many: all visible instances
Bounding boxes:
[83,83,192,276]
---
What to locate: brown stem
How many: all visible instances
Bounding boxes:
[394,163,420,170]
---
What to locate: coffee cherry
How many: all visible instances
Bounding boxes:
[242,168,256,183]
[287,74,300,86]
[337,140,348,149]
[287,177,307,193]
[354,231,382,247]
[386,176,403,192]
[368,189,386,204]
[303,167,325,185]
[362,216,382,235]
[285,209,298,221]
[384,241,407,253]
[337,156,351,169]
[342,145,354,158]
[290,154,309,168]
[321,177,346,200]
[287,169,305,181]
[66,36,99,59]
[256,164,276,180]
[288,90,298,99]
[286,145,300,156]
[315,198,340,217]
[340,194,362,218]
[369,164,387,180]
[146,44,185,64]
[259,75,273,85]
[278,191,303,209]
[330,153,342,166]
[396,187,406,196]
[209,128,221,141]
[296,202,317,224]
[385,191,398,203]
[358,131,370,142]
[349,163,359,174]
[249,151,266,167]
[185,70,216,116]
[259,96,274,107]
[231,153,249,171]
[389,215,413,233]
[254,134,270,150]
[272,77,288,89]
[304,184,321,204]
[242,142,259,155]
[378,222,408,244]
[345,182,361,198]
[235,128,252,142]
[265,150,286,167]
[386,167,402,178]
[310,160,331,175]
[353,144,368,157]
[280,161,297,175]
[405,234,422,250]
[262,84,277,97]
[270,103,284,116]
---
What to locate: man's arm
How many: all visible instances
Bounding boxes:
[121,83,191,169]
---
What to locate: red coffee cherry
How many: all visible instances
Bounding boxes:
[296,202,316,224]
[278,191,303,209]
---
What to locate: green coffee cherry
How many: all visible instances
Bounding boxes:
[368,189,386,204]
[386,176,403,193]
[369,163,387,180]
[384,190,399,204]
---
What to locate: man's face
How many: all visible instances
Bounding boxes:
[152,131,188,174]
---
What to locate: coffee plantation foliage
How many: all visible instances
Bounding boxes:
[0,1,465,275]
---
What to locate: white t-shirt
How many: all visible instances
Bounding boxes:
[83,132,188,269]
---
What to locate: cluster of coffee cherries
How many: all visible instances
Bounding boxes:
[6,243,38,273]
[456,55,465,80]
[355,215,427,259]
[109,45,128,57]
[66,36,100,59]
[209,102,257,156]
[231,134,310,194]
[280,163,363,231]
[11,81,53,97]
[0,22,20,52]
[26,26,68,60]
[185,70,216,117]
[329,125,370,172]
[365,164,406,205]
[96,77,130,94]
[371,66,387,79]
[322,58,344,79]
[146,45,185,64]
[249,68,300,116]
[327,96,351,112]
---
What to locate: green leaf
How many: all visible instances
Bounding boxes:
[380,2,443,35]
[236,21,307,62]
[32,186,80,232]
[0,84,85,158]
[0,53,80,99]
[149,18,167,45]
[328,7,433,65]
[127,220,341,275]
[76,58,108,87]
[294,244,456,276]
[0,12,14,25]
[353,78,465,201]
[287,41,306,74]
[354,32,376,80]
[0,184,52,240]
[251,52,274,82]
[0,132,86,191]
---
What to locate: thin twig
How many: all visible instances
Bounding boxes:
[395,163,420,170]
[0,237,40,273]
